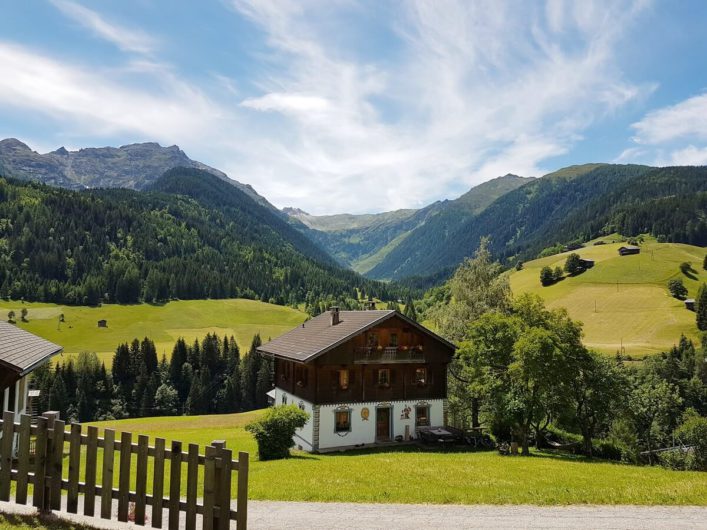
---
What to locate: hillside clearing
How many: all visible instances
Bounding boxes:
[510,239,705,356]
[0,299,307,364]
[83,411,707,506]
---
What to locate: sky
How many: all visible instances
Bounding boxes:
[1,0,707,214]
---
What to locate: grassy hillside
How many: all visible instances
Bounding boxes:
[0,299,307,363]
[510,238,706,356]
[85,411,707,505]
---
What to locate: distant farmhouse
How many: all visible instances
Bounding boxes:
[0,323,63,451]
[618,245,640,256]
[97,319,108,328]
[580,258,595,269]
[258,308,456,452]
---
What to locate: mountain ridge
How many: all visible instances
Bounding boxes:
[0,138,273,209]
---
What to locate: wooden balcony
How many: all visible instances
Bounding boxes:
[353,346,425,364]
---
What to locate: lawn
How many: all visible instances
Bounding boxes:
[77,411,707,506]
[0,299,307,364]
[510,237,706,357]
[0,512,97,530]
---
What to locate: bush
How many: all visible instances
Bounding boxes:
[680,262,695,275]
[246,405,309,461]
[667,278,688,300]
[564,253,584,276]
[673,410,707,471]
[540,266,554,286]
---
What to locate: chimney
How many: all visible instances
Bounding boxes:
[330,306,340,326]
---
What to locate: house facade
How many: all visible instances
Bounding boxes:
[1,322,63,417]
[258,308,456,452]
[618,245,640,256]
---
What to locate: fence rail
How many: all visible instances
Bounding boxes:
[0,410,248,529]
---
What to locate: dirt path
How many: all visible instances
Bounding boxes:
[2,499,707,530]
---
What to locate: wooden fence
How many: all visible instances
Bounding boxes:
[0,411,248,529]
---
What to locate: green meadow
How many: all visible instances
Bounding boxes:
[510,238,706,357]
[0,299,307,364]
[77,411,707,505]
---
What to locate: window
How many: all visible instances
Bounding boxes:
[367,332,378,347]
[335,409,351,433]
[414,367,427,385]
[281,394,288,405]
[337,369,349,390]
[389,333,398,347]
[415,405,430,427]
[377,368,391,387]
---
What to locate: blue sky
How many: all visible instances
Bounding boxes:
[1,1,707,214]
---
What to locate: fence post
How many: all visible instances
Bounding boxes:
[84,426,98,517]
[168,440,182,530]
[48,417,65,511]
[101,429,116,519]
[211,440,225,530]
[15,414,31,505]
[202,446,216,530]
[0,410,15,501]
[33,416,48,512]
[236,451,249,530]
[67,423,82,513]
[118,431,132,522]
[151,437,166,529]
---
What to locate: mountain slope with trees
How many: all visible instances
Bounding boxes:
[0,170,400,306]
[286,174,532,273]
[367,165,707,280]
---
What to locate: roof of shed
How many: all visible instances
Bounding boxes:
[0,322,63,375]
[257,310,456,363]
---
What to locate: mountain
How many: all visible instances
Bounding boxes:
[284,174,532,274]
[367,164,707,280]
[0,138,272,209]
[0,169,401,306]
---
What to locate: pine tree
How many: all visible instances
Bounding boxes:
[169,338,189,401]
[403,296,418,321]
[255,356,273,409]
[48,373,69,418]
[696,283,707,331]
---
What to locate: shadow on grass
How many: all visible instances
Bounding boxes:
[0,512,98,530]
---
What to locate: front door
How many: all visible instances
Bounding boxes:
[376,407,391,441]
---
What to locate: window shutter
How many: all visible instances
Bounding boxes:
[331,370,337,389]
[349,370,355,386]
[390,369,395,384]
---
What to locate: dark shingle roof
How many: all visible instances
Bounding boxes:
[258,310,455,362]
[0,322,63,375]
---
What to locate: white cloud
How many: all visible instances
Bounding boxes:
[223,0,650,213]
[49,0,156,55]
[0,42,232,145]
[0,1,652,213]
[631,92,707,144]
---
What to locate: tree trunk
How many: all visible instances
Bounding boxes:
[471,397,480,429]
[521,424,530,456]
[582,430,593,457]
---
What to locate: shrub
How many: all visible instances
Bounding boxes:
[667,278,688,300]
[679,262,695,275]
[246,405,309,461]
[564,253,584,276]
[540,266,554,286]
[553,266,563,281]
[673,410,707,471]
[703,254,707,271]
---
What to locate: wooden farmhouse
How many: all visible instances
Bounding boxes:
[1,322,63,451]
[618,245,640,256]
[258,308,456,452]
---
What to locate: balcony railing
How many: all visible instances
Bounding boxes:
[354,346,425,364]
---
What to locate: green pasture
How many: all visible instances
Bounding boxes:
[0,299,307,364]
[70,411,707,506]
[510,238,706,357]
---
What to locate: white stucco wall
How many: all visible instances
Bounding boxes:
[318,399,445,450]
[272,387,446,452]
[272,387,315,451]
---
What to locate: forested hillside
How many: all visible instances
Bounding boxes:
[287,174,531,273]
[368,165,707,280]
[0,171,400,306]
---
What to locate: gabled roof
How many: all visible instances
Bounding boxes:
[0,322,63,376]
[257,310,456,363]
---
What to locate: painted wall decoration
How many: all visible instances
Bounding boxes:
[361,407,370,421]
[400,405,411,420]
